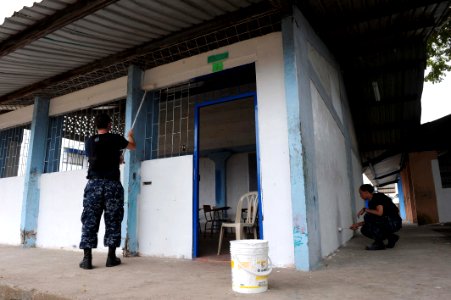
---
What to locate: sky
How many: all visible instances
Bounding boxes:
[0,1,450,124]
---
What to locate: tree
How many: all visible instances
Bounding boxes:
[425,15,451,83]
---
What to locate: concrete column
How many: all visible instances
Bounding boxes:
[208,152,232,207]
[20,97,50,247]
[282,11,322,270]
[123,65,146,256]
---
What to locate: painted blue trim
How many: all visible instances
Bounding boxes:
[123,65,145,255]
[193,105,200,257]
[208,152,232,207]
[397,180,406,220]
[282,16,312,271]
[193,91,262,257]
[21,97,50,247]
[197,92,256,108]
[253,94,264,239]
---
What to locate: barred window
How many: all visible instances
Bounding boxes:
[143,70,256,160]
[0,124,31,178]
[44,99,125,173]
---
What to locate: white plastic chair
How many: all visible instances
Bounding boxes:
[217,191,259,255]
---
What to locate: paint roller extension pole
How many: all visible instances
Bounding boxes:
[130,90,147,130]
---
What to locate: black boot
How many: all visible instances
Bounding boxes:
[386,234,399,248]
[106,246,121,267]
[365,240,386,250]
[79,248,93,270]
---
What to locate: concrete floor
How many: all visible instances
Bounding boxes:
[1,224,451,300]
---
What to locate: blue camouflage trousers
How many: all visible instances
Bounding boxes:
[79,179,124,249]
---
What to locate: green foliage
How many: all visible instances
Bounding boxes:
[425,16,451,83]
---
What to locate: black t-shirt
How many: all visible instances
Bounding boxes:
[85,133,129,181]
[368,193,399,218]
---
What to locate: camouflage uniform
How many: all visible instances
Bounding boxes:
[79,179,124,249]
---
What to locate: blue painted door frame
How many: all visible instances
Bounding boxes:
[192,91,262,257]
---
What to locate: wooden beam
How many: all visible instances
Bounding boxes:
[0,0,120,57]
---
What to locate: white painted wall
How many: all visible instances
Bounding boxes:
[255,34,294,267]
[36,169,95,250]
[352,152,364,218]
[140,33,294,266]
[138,156,193,259]
[199,157,215,208]
[432,159,451,222]
[0,176,24,245]
[0,106,34,130]
[226,153,250,221]
[311,83,353,257]
[1,33,295,267]
[199,153,250,221]
[0,77,127,131]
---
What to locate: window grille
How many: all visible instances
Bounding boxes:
[44,99,125,173]
[0,124,31,178]
[145,83,194,159]
[143,81,256,160]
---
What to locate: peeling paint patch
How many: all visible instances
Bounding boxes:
[21,230,37,247]
[293,225,308,248]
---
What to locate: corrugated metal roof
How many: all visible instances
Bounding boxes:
[0,0,449,185]
[0,0,262,98]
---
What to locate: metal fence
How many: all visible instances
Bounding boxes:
[0,124,31,178]
[44,99,126,173]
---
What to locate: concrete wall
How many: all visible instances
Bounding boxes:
[138,156,193,259]
[432,159,451,223]
[143,32,294,266]
[408,152,439,225]
[311,83,353,256]
[199,158,215,207]
[36,170,94,250]
[226,153,251,221]
[0,33,295,267]
[0,176,24,245]
[286,7,359,263]
[199,153,251,225]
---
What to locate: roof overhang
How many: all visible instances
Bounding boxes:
[0,0,450,187]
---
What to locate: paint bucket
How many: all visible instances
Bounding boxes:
[230,239,272,294]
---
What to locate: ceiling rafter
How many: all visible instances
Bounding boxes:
[0,1,275,105]
[0,0,120,57]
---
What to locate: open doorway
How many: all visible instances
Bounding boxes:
[194,92,260,260]
[192,65,261,260]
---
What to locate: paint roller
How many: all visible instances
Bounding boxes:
[120,90,147,164]
[130,90,148,130]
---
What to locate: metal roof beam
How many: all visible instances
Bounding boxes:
[306,0,449,27]
[0,2,276,104]
[0,0,120,57]
[343,59,427,77]
[374,169,402,180]
[362,150,403,167]
[351,95,419,107]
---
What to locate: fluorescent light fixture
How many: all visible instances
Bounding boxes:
[372,81,381,102]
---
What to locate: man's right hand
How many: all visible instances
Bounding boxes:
[357,207,366,217]
[349,223,361,230]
